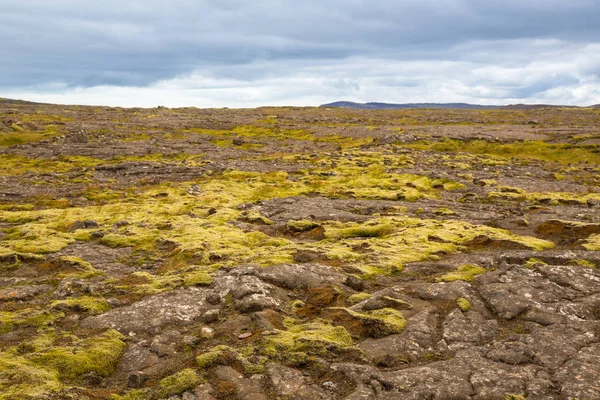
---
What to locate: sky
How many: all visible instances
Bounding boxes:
[1,0,600,108]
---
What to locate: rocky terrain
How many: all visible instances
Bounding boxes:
[0,99,599,399]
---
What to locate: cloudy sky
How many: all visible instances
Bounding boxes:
[2,0,600,107]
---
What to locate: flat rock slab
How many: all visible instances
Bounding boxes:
[81,287,208,334]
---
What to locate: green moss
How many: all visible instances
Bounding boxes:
[328,308,407,337]
[196,345,234,369]
[286,219,320,232]
[0,309,59,334]
[524,258,547,269]
[368,308,407,334]
[51,296,110,315]
[56,256,103,279]
[315,217,553,277]
[182,268,215,286]
[239,209,273,225]
[457,297,471,312]
[110,389,152,400]
[156,368,202,398]
[347,292,372,305]
[504,395,527,400]
[438,264,486,282]
[583,234,600,251]
[29,329,126,380]
[568,259,597,269]
[402,139,600,165]
[0,353,62,400]
[262,319,355,362]
[326,223,394,239]
[488,190,600,206]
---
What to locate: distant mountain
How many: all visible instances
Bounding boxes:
[320,101,587,110]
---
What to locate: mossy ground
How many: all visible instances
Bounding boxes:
[0,100,599,398]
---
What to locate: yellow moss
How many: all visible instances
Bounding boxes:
[314,217,553,276]
[286,220,320,232]
[457,297,471,312]
[326,223,394,239]
[504,395,527,400]
[347,292,372,305]
[568,259,597,269]
[51,296,110,315]
[0,155,102,176]
[29,329,126,380]
[211,138,263,150]
[402,139,600,165]
[56,256,103,279]
[157,368,202,398]
[0,309,59,335]
[263,318,355,359]
[488,190,600,206]
[329,307,407,337]
[583,234,600,251]
[524,258,547,269]
[439,264,486,282]
[368,308,407,334]
[196,345,235,369]
[182,267,215,286]
[0,353,62,400]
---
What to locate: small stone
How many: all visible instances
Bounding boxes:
[106,298,121,307]
[344,275,365,291]
[292,250,321,263]
[90,231,105,240]
[68,220,87,231]
[127,371,148,388]
[202,309,220,323]
[201,326,215,339]
[206,293,221,305]
[323,381,337,390]
[238,332,253,339]
[183,335,200,347]
[373,354,396,368]
[188,184,202,195]
[83,220,99,228]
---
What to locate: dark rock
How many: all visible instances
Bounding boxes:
[344,275,365,291]
[127,371,148,388]
[292,250,322,263]
[90,231,105,240]
[206,293,221,305]
[251,309,284,330]
[202,309,220,323]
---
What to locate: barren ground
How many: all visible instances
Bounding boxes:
[1,100,600,400]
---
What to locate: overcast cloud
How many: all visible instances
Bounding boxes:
[2,0,600,107]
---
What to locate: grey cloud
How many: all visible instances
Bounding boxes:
[1,0,600,105]
[2,0,600,87]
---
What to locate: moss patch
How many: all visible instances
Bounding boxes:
[457,297,471,312]
[438,264,486,282]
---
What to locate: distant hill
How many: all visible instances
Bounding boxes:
[320,101,587,110]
